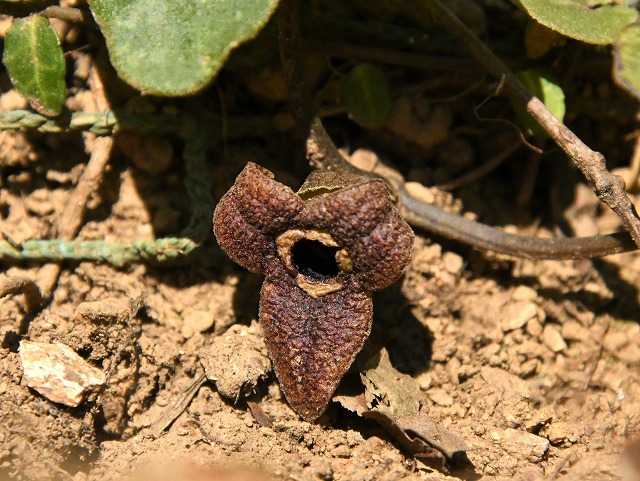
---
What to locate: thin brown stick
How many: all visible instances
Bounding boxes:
[583,319,609,390]
[0,276,42,311]
[427,0,640,248]
[41,6,88,24]
[37,137,114,299]
[472,83,545,155]
[58,137,114,239]
[278,0,313,175]
[399,189,635,259]
[314,43,474,72]
[516,150,543,207]
[624,134,640,192]
[150,371,208,436]
[307,119,360,173]
[436,138,522,191]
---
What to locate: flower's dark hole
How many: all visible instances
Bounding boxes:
[292,239,340,280]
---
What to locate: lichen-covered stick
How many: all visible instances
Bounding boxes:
[213,162,414,421]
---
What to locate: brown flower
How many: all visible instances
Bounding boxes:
[213,162,414,421]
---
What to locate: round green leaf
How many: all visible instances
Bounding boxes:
[518,0,638,45]
[614,23,640,101]
[2,15,66,116]
[89,0,280,96]
[513,69,566,138]
[342,64,392,129]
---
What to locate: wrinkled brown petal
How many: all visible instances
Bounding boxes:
[235,162,304,234]
[351,210,415,291]
[300,180,391,247]
[259,262,373,421]
[213,188,275,274]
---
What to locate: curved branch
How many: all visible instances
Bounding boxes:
[399,186,636,260]
[308,118,638,260]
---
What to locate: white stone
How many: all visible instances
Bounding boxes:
[19,341,105,407]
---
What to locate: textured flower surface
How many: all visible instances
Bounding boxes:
[213,162,414,421]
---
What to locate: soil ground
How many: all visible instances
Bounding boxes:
[1,51,640,481]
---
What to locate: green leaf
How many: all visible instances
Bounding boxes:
[614,23,640,102]
[89,0,280,96]
[513,69,566,138]
[2,15,66,116]
[342,63,392,129]
[517,0,637,45]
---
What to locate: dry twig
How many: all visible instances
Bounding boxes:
[279,0,313,174]
[0,276,42,311]
[58,137,114,240]
[436,138,522,191]
[41,6,88,24]
[309,118,638,259]
[37,136,114,300]
[427,0,640,248]
[314,43,474,72]
[624,134,640,192]
[150,371,208,436]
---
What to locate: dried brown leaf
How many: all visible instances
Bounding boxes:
[335,348,468,468]
[360,348,423,416]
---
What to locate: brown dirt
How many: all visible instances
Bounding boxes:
[1,97,640,481]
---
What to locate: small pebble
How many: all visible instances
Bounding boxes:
[526,318,543,338]
[517,358,539,378]
[542,325,567,353]
[416,372,432,391]
[24,189,54,216]
[491,428,550,462]
[561,320,591,342]
[512,285,537,302]
[501,302,538,332]
[443,252,464,275]
[616,344,640,364]
[200,323,271,400]
[603,330,628,353]
[404,182,435,204]
[0,90,28,110]
[429,388,454,407]
[349,148,378,172]
[546,421,578,446]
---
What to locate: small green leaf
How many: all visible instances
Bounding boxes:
[513,69,566,138]
[517,0,637,45]
[614,23,640,101]
[2,15,66,116]
[342,63,392,129]
[89,0,280,96]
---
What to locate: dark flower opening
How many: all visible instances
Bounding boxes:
[292,239,340,280]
